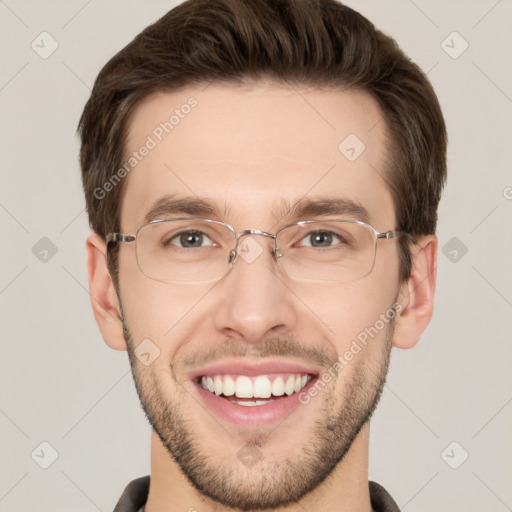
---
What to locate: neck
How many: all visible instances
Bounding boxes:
[144,423,374,512]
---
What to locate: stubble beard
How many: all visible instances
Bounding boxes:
[122,315,394,511]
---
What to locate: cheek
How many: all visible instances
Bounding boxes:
[117,250,213,354]
[292,277,398,356]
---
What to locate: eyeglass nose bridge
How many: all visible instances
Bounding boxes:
[227,228,281,265]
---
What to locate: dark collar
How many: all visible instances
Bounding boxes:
[113,475,401,512]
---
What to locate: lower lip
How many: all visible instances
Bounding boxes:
[193,377,317,426]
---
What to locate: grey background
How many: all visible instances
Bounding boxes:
[1,0,511,510]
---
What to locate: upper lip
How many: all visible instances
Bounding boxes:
[189,358,321,381]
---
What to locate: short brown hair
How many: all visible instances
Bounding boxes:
[78,0,447,285]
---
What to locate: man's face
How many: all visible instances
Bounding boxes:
[116,82,402,509]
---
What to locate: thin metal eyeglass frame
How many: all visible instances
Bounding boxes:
[105,217,415,284]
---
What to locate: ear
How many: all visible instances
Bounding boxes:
[86,233,127,351]
[393,234,438,349]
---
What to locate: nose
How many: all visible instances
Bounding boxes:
[212,233,298,345]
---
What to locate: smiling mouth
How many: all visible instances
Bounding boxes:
[195,373,312,406]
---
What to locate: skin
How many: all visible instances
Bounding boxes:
[86,82,437,512]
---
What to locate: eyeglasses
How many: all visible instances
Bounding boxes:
[106,218,412,284]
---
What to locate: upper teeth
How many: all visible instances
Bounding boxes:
[200,374,310,398]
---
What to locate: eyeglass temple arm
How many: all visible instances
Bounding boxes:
[106,233,136,244]
[377,230,418,244]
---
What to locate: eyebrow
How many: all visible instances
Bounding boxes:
[142,194,371,226]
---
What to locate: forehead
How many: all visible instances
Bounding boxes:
[120,82,395,232]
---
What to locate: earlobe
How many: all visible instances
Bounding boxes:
[393,235,438,349]
[86,233,127,351]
